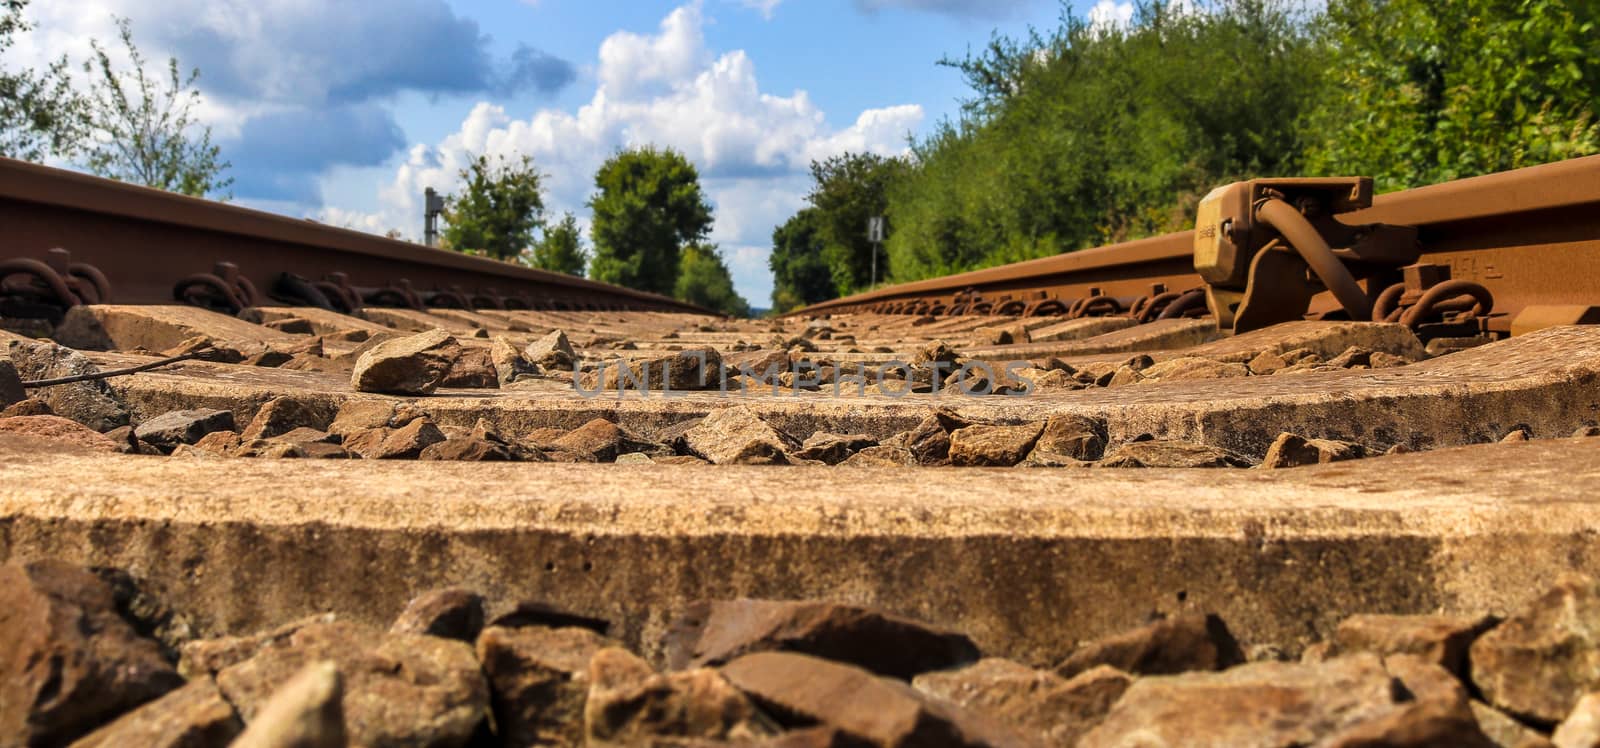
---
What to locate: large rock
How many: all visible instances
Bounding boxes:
[0,560,184,745]
[1553,693,1600,748]
[1331,613,1495,677]
[842,445,915,466]
[439,345,498,389]
[794,432,877,465]
[0,414,122,453]
[1,395,52,418]
[1029,414,1106,461]
[1472,574,1600,725]
[1261,432,1367,469]
[350,329,456,395]
[390,588,486,642]
[134,408,237,450]
[552,418,663,462]
[914,660,1130,746]
[1470,701,1553,748]
[666,599,979,680]
[0,354,23,407]
[477,625,617,747]
[902,410,972,466]
[720,652,1026,748]
[347,418,446,460]
[490,336,539,386]
[684,407,798,465]
[594,349,724,391]
[67,677,241,748]
[525,329,576,370]
[229,661,345,748]
[179,615,337,680]
[4,338,129,430]
[1079,653,1495,748]
[1097,440,1249,468]
[585,647,778,746]
[327,400,397,437]
[215,620,487,748]
[1136,356,1250,383]
[948,423,1044,467]
[1056,612,1244,678]
[419,436,517,462]
[240,397,329,441]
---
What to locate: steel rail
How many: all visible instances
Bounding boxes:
[792,154,1600,324]
[0,157,713,315]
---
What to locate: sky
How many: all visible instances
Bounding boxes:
[13,0,1132,306]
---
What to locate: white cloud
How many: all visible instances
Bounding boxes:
[734,0,783,20]
[13,0,573,202]
[366,2,922,304]
[1088,1,1135,32]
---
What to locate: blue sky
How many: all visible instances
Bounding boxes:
[19,0,1123,305]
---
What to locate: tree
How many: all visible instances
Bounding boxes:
[0,0,83,162]
[1303,0,1600,192]
[768,208,836,313]
[80,17,231,197]
[588,147,713,295]
[530,211,588,275]
[883,0,1322,283]
[441,153,545,262]
[675,243,749,317]
[807,152,906,295]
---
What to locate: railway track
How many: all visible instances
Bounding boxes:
[2,157,1600,746]
[794,154,1600,347]
[0,157,709,318]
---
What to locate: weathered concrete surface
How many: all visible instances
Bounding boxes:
[1027,318,1138,344]
[254,308,394,339]
[964,318,1221,361]
[360,308,482,334]
[2,439,1599,668]
[54,305,300,353]
[93,326,1600,460]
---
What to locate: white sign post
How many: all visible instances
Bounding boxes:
[867,216,886,286]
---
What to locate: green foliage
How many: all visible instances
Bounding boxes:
[80,17,231,197]
[529,211,588,275]
[768,208,837,314]
[1303,0,1600,191]
[588,146,714,296]
[884,0,1321,283]
[675,243,750,317]
[806,153,907,295]
[0,0,83,162]
[442,153,546,262]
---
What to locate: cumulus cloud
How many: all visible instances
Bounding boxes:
[852,0,1040,18]
[1088,0,1135,32]
[15,0,575,204]
[735,0,784,19]
[368,3,922,302]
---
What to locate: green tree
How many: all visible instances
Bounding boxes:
[768,208,836,313]
[675,243,749,317]
[885,0,1320,282]
[588,146,713,295]
[807,152,906,295]
[0,0,83,162]
[530,211,588,275]
[80,17,231,197]
[1303,0,1600,192]
[442,154,546,262]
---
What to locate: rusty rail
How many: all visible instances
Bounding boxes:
[793,155,1600,337]
[0,157,713,318]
